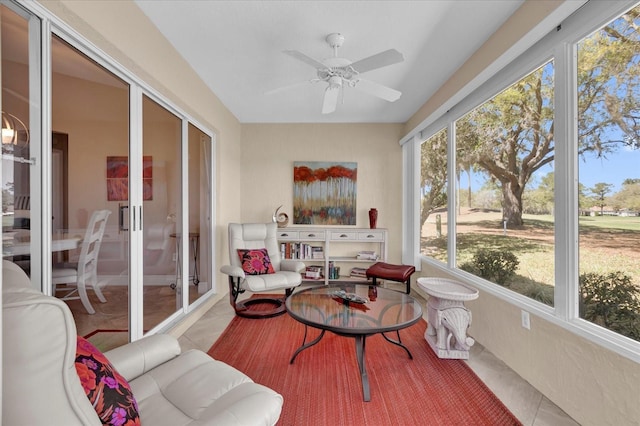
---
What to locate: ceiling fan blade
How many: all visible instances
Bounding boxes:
[283,50,326,70]
[354,78,402,102]
[350,49,404,74]
[322,85,340,114]
[264,80,313,96]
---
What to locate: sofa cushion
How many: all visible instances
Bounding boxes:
[75,336,141,425]
[128,349,283,425]
[237,248,275,275]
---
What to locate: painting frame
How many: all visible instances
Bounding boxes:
[293,161,357,225]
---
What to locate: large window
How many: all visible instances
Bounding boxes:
[577,8,640,342]
[455,61,555,306]
[420,128,448,263]
[410,0,640,353]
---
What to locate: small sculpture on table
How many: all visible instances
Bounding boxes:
[272,205,289,228]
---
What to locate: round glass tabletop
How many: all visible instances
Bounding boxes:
[286,284,423,335]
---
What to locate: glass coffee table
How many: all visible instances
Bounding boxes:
[286,284,423,402]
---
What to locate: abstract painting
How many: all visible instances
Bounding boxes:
[106,156,153,201]
[293,161,357,225]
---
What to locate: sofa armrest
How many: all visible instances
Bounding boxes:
[280,259,305,273]
[104,334,181,382]
[220,264,245,278]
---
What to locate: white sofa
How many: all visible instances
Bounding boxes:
[2,260,283,425]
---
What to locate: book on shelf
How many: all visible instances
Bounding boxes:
[356,250,379,261]
[350,267,368,279]
[327,261,340,280]
[280,242,324,260]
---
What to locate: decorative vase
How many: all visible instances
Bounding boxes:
[368,208,378,229]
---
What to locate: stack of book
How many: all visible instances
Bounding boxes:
[350,267,368,279]
[304,266,323,280]
[356,250,379,261]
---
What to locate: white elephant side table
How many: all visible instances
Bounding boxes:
[417,277,479,359]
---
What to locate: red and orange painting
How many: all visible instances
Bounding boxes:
[293,161,357,225]
[106,156,153,201]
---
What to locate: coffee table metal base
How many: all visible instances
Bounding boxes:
[289,325,413,402]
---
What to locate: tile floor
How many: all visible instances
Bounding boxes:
[177,286,580,426]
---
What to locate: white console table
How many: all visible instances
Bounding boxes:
[277,227,387,285]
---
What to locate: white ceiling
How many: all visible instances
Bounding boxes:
[134,1,527,124]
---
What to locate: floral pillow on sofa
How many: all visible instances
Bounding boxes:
[237,248,276,275]
[75,336,141,426]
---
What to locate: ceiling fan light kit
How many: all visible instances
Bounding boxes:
[274,33,404,114]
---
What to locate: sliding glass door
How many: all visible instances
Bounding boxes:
[50,34,131,342]
[141,95,181,331]
[187,123,213,304]
[2,0,217,351]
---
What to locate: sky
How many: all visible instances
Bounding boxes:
[464,146,639,194]
[578,148,640,192]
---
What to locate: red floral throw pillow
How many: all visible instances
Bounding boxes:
[75,336,141,426]
[237,248,276,275]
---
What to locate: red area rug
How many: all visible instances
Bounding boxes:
[208,310,521,425]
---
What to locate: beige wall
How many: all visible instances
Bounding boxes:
[240,123,404,262]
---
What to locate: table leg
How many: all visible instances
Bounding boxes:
[355,335,370,402]
[381,331,413,359]
[290,326,325,364]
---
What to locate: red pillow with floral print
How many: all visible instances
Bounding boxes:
[75,336,140,426]
[237,248,276,275]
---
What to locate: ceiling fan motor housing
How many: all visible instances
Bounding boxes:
[326,33,344,49]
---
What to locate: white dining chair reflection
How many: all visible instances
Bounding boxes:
[53,209,111,314]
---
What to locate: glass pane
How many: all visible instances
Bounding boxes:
[51,35,130,350]
[420,128,448,262]
[455,61,555,306]
[2,6,34,277]
[577,5,640,342]
[142,95,181,331]
[187,123,212,303]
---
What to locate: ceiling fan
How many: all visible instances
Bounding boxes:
[268,33,404,114]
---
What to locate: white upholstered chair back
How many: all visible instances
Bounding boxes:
[227,222,282,271]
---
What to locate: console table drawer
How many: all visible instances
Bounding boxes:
[277,231,299,240]
[330,231,358,241]
[358,231,385,242]
[299,230,325,240]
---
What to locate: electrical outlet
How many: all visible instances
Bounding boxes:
[172,253,178,262]
[521,310,531,330]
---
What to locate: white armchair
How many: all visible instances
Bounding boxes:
[220,222,305,318]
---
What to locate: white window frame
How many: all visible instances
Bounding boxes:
[403,0,640,363]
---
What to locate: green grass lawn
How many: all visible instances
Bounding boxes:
[579,214,640,231]
[422,213,640,304]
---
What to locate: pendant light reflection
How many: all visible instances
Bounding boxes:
[1,111,29,147]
